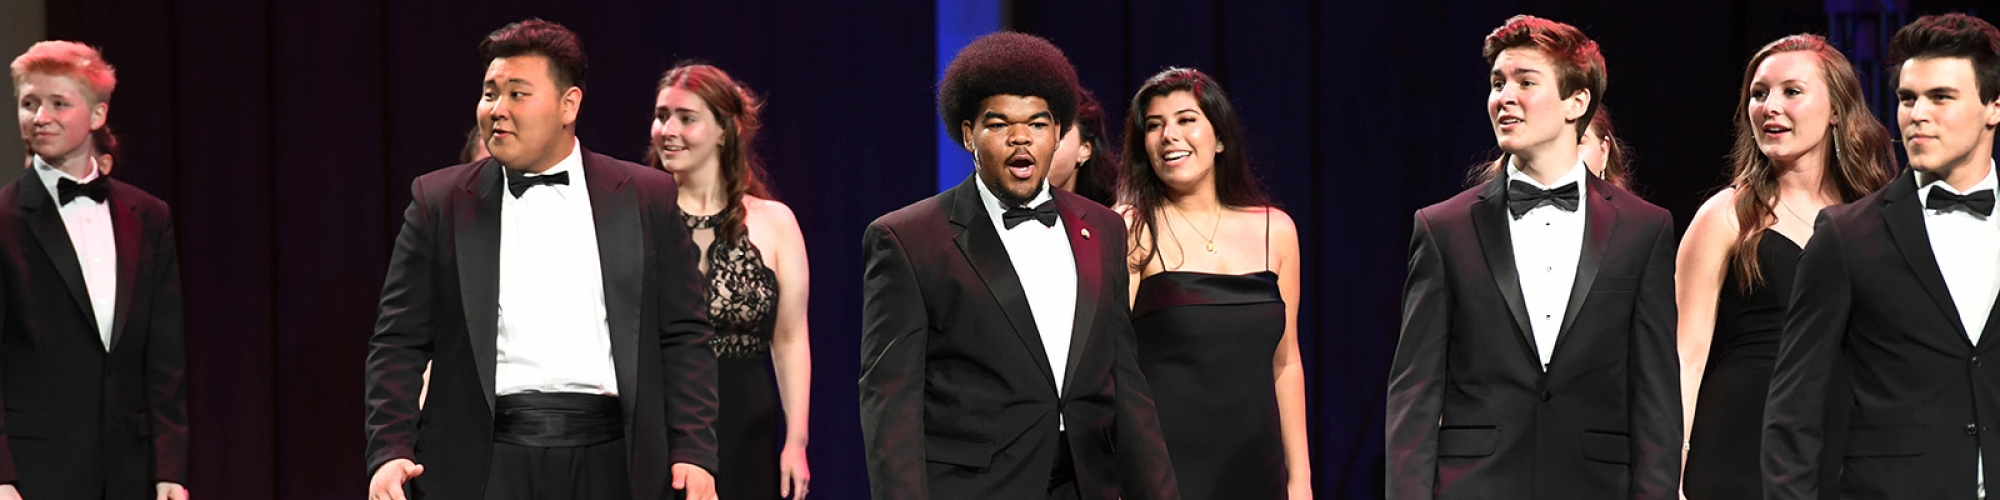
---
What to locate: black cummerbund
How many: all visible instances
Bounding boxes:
[493,393,624,447]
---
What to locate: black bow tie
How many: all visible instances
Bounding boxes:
[1507,180,1580,218]
[57,177,109,205]
[1927,187,1996,217]
[505,168,570,198]
[1002,201,1059,229]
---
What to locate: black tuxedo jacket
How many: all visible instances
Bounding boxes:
[1388,174,1681,499]
[1765,171,2000,499]
[0,170,187,499]
[859,176,1179,500]
[364,149,718,500]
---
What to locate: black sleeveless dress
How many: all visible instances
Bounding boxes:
[1130,214,1288,500]
[685,212,782,500]
[1685,229,1846,498]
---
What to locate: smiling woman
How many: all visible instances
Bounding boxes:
[1676,33,1892,500]
[645,63,816,500]
[1115,67,1309,500]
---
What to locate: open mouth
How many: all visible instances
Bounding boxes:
[1006,151,1036,179]
[1762,124,1792,137]
[1161,150,1191,166]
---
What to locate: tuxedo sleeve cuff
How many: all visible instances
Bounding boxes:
[367,445,417,477]
[669,449,718,475]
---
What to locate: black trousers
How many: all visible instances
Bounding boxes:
[483,393,630,500]
[1049,431,1078,500]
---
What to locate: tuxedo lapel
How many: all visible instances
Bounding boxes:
[1552,175,1618,356]
[456,159,504,411]
[583,152,642,419]
[1881,174,1972,346]
[16,172,98,334]
[1470,177,1540,367]
[108,185,142,350]
[1057,195,1099,396]
[946,177,1059,395]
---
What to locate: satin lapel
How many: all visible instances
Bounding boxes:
[1551,176,1617,358]
[1057,196,1099,396]
[1470,178,1539,366]
[946,177,1059,394]
[108,187,142,350]
[457,160,504,411]
[1883,174,1974,346]
[17,173,97,333]
[583,153,642,419]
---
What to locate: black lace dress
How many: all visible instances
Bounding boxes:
[686,212,782,500]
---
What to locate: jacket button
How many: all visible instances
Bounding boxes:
[1975,356,1984,367]
[1969,423,1981,435]
[1540,391,1552,402]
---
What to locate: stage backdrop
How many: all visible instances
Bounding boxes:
[36,0,1993,498]
[48,0,934,498]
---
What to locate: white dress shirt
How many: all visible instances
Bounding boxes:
[1918,162,2000,344]
[493,140,620,396]
[1505,157,1589,370]
[1916,161,2000,498]
[34,155,116,351]
[973,177,1078,399]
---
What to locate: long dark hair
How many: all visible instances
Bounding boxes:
[1118,67,1271,273]
[1726,34,1893,292]
[645,63,771,243]
[1068,89,1119,206]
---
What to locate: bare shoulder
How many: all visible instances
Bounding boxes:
[1254,205,1298,236]
[1112,203,1137,220]
[743,195,800,226]
[1688,186,1744,238]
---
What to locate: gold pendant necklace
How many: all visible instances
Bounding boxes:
[1169,202,1221,253]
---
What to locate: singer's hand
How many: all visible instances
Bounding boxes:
[368,458,425,500]
[155,481,188,500]
[672,463,716,500]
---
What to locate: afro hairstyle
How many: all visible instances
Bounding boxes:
[937,31,1081,146]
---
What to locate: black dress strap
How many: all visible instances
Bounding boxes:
[1263,206,1271,272]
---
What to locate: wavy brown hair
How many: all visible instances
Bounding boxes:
[1118,67,1271,273]
[646,63,771,243]
[1726,34,1894,292]
[1588,106,1634,189]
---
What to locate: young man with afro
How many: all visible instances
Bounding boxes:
[859,31,1181,500]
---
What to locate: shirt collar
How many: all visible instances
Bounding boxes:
[1504,155,1589,193]
[498,138,585,191]
[33,154,103,203]
[1916,159,1998,196]
[972,174,1055,230]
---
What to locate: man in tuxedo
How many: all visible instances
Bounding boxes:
[859,32,1178,500]
[1764,13,2000,499]
[0,41,189,500]
[1388,15,1681,500]
[363,19,718,500]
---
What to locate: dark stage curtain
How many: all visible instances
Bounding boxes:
[39,0,1995,498]
[48,1,936,498]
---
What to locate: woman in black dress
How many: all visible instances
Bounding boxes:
[649,63,814,500]
[1119,67,1309,500]
[1675,34,1892,499]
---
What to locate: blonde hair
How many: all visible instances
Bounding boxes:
[11,41,117,103]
